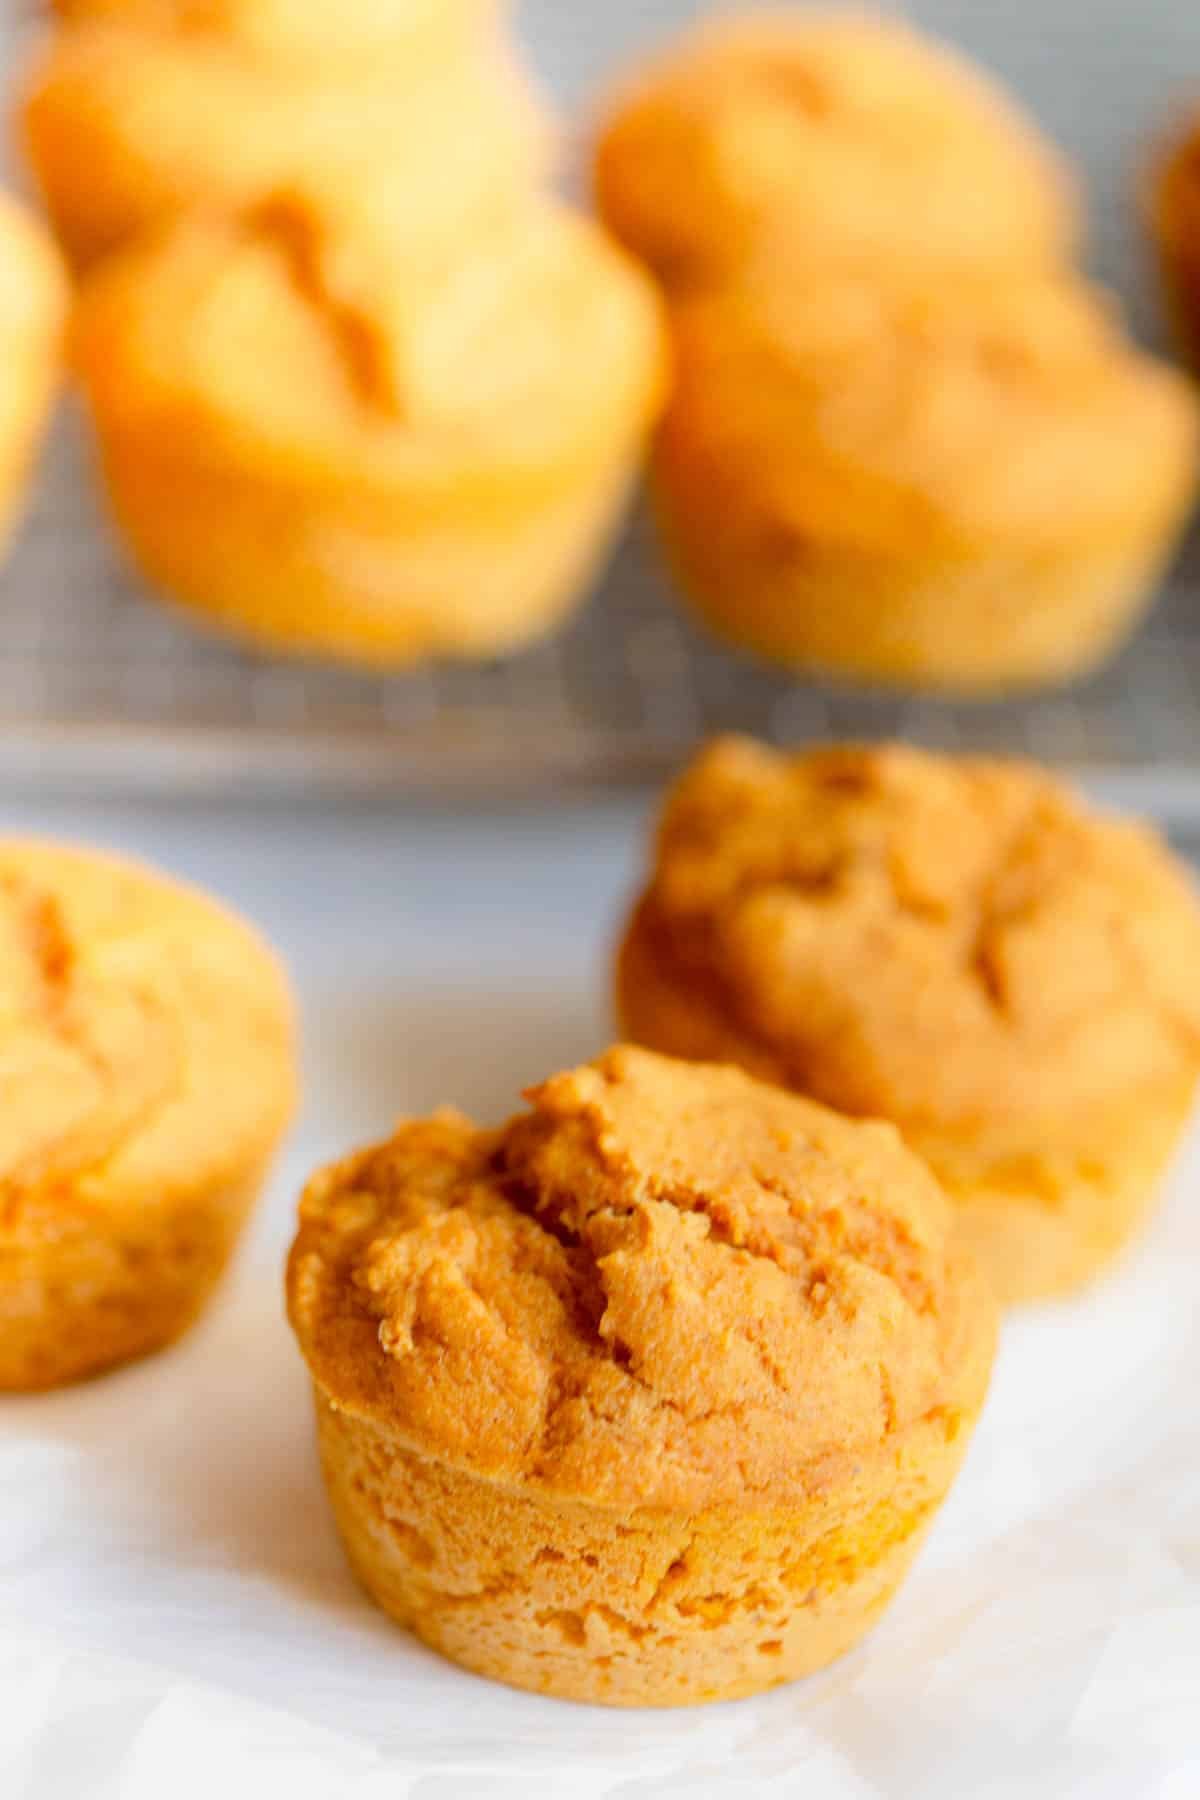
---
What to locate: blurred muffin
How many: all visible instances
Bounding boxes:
[22,3,550,271]
[0,191,67,561]
[73,196,666,665]
[618,739,1200,1304]
[287,1045,995,1706]
[595,9,1078,292]
[654,272,1198,692]
[1150,114,1200,369]
[0,840,294,1390]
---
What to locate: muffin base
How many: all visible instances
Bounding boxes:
[91,431,639,667]
[652,473,1187,695]
[0,1156,271,1390]
[311,1353,989,1709]
[617,900,1197,1305]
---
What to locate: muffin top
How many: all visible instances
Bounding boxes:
[287,1046,992,1511]
[49,0,497,66]
[661,272,1198,547]
[25,17,554,260]
[0,841,294,1236]
[73,196,666,496]
[630,739,1200,1154]
[595,9,1077,287]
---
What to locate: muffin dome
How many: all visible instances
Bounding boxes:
[73,195,666,663]
[23,1,550,269]
[595,10,1077,289]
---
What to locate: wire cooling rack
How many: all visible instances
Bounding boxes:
[6,0,1200,814]
[4,409,1200,813]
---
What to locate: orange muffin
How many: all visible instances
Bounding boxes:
[0,191,68,562]
[0,841,295,1390]
[618,739,1200,1305]
[22,1,550,271]
[72,195,666,665]
[595,9,1078,291]
[654,272,1198,692]
[287,1046,996,1706]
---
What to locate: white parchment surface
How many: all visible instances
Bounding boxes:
[2,1122,1198,1800]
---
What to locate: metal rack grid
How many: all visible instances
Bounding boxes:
[5,408,1200,814]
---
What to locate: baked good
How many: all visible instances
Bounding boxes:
[654,272,1198,692]
[0,840,295,1390]
[72,196,666,665]
[594,10,1078,291]
[22,2,549,271]
[618,738,1200,1304]
[1150,115,1200,369]
[287,1045,995,1706]
[0,191,67,562]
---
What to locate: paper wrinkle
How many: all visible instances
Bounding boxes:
[1,1133,1198,1798]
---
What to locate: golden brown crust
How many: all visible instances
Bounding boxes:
[617,739,1200,1301]
[654,273,1198,689]
[289,1045,995,1703]
[595,9,1078,290]
[0,191,67,558]
[0,840,295,1388]
[288,1046,987,1511]
[72,199,666,664]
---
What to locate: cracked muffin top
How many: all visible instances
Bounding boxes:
[626,739,1200,1148]
[73,196,665,494]
[0,841,294,1236]
[48,0,498,67]
[660,273,1199,549]
[287,1046,994,1511]
[594,9,1077,289]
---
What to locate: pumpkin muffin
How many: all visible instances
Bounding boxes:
[618,739,1200,1305]
[287,1046,995,1707]
[0,841,295,1391]
[0,191,68,562]
[654,272,1198,692]
[22,2,549,271]
[72,196,666,666]
[594,9,1078,292]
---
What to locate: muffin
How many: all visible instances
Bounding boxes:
[618,738,1200,1305]
[1150,114,1200,370]
[594,10,1078,292]
[22,2,550,271]
[0,191,68,562]
[72,196,666,666]
[654,272,1199,692]
[287,1045,995,1706]
[0,841,295,1390]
